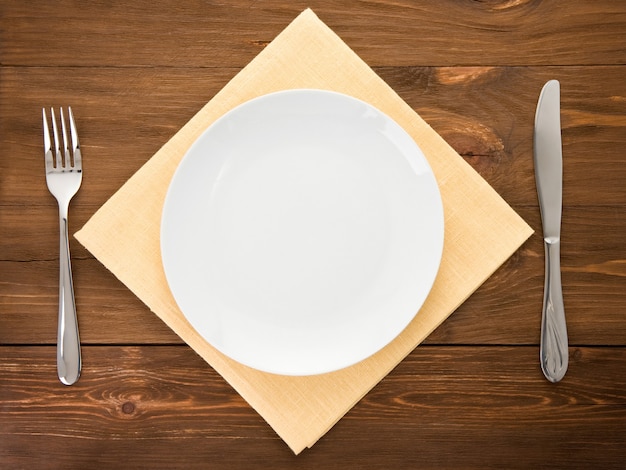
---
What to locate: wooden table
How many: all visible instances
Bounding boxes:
[1,1,625,468]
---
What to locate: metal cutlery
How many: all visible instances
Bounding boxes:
[534,80,568,383]
[43,107,83,385]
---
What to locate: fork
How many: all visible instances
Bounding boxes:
[43,107,82,385]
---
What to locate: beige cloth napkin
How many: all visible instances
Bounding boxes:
[75,9,533,454]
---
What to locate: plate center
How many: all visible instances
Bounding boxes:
[204,142,391,327]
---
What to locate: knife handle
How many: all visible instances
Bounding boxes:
[540,238,568,382]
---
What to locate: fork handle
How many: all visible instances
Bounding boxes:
[539,239,568,383]
[57,208,81,385]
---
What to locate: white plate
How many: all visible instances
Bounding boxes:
[161,89,444,376]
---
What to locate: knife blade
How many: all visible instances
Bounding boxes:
[534,79,568,383]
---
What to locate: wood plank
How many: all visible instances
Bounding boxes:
[0,346,624,468]
[429,205,626,345]
[2,205,625,345]
[377,65,626,207]
[0,66,237,209]
[1,66,625,208]
[0,257,180,345]
[1,1,625,67]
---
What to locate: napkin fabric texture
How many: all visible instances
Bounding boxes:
[75,9,533,454]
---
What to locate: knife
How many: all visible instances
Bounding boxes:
[534,79,568,382]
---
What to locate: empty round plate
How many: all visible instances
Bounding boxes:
[161,89,444,375]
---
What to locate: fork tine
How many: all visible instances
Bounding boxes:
[50,108,62,168]
[68,107,82,169]
[42,108,51,152]
[60,108,72,168]
[42,108,55,170]
[41,108,54,171]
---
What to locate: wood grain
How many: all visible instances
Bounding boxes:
[1,0,625,466]
[2,0,625,67]
[1,346,624,469]
[2,65,624,208]
[2,204,625,345]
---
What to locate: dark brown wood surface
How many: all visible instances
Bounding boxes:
[1,1,625,468]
